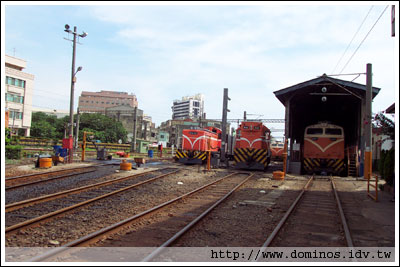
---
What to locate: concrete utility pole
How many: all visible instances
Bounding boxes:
[64,24,87,163]
[131,107,137,152]
[364,63,372,179]
[220,88,230,165]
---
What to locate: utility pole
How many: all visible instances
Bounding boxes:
[64,24,87,163]
[364,63,372,179]
[74,107,80,149]
[244,111,247,121]
[131,107,137,152]
[220,88,230,165]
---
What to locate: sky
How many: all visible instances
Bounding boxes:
[2,1,399,139]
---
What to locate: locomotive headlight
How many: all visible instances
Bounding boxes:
[321,87,327,93]
[321,96,327,102]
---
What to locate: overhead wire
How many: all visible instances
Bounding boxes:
[339,5,389,74]
[331,5,374,74]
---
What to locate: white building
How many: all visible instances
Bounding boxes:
[31,107,71,119]
[171,94,204,120]
[5,55,34,136]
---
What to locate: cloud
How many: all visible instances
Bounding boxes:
[17,4,395,127]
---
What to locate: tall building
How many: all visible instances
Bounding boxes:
[171,94,204,120]
[5,55,34,136]
[78,90,138,114]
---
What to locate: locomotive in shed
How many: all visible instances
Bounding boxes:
[175,126,222,164]
[303,122,346,176]
[233,121,271,170]
[270,141,285,161]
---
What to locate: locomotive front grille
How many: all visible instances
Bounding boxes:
[303,158,345,174]
[234,148,270,168]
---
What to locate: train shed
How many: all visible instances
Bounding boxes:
[274,74,380,175]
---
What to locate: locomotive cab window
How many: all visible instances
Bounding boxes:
[189,132,198,135]
[254,126,260,130]
[325,128,342,136]
[306,128,323,135]
[243,126,249,129]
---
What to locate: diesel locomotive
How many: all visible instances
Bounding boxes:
[233,121,271,170]
[303,122,346,175]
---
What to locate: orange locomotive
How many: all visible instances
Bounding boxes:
[303,122,345,175]
[270,141,285,161]
[175,126,221,164]
[234,121,271,170]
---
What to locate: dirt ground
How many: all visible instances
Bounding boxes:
[4,159,396,249]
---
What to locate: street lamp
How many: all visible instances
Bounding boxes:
[64,24,87,163]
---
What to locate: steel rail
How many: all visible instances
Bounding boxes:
[254,176,314,260]
[29,171,249,262]
[5,169,96,190]
[142,172,255,262]
[6,169,181,235]
[331,177,354,247]
[5,164,107,181]
[5,168,175,212]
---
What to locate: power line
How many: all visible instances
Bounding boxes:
[339,5,389,74]
[332,6,374,74]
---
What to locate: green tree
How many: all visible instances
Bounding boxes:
[31,120,57,138]
[30,111,128,143]
[31,112,58,139]
[78,113,127,143]
[373,112,395,140]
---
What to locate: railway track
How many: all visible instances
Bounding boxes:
[29,172,254,262]
[5,164,112,190]
[5,168,181,235]
[257,175,352,253]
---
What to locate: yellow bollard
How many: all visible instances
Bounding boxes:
[364,151,372,179]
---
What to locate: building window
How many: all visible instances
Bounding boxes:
[6,93,24,104]
[6,76,26,88]
[9,110,23,120]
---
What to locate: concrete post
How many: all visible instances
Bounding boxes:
[220,88,230,165]
[364,63,372,179]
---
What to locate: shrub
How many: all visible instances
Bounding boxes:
[6,145,23,159]
[379,150,387,178]
[383,149,395,186]
[5,128,11,145]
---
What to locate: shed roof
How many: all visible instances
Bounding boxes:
[274,74,380,105]
[385,103,395,114]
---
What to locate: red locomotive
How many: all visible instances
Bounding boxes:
[175,126,221,164]
[233,121,271,170]
[270,141,284,161]
[303,122,345,175]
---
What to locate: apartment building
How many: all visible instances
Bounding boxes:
[5,55,34,136]
[78,90,138,114]
[171,94,204,120]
